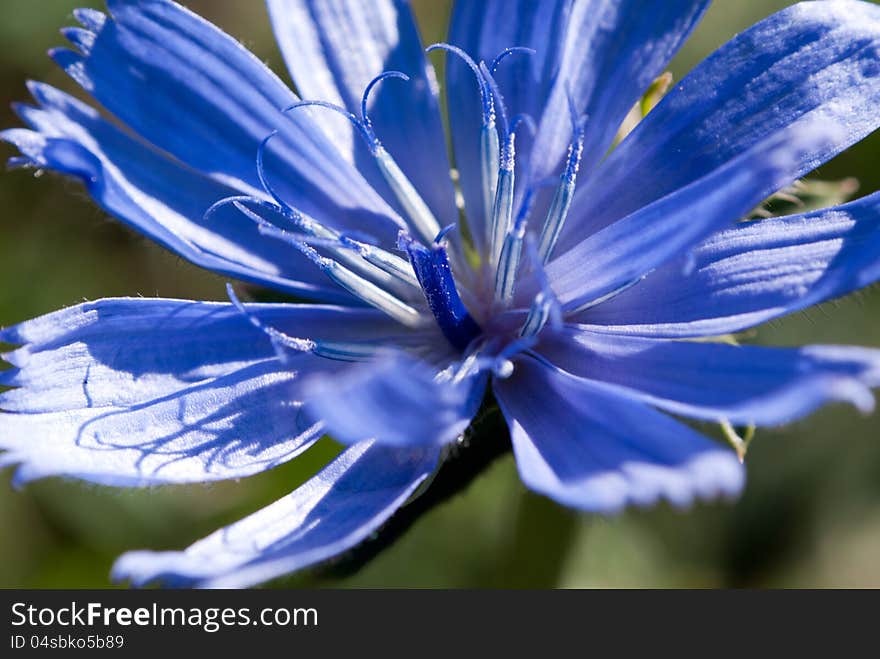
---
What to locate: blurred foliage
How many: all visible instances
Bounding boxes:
[0,0,879,589]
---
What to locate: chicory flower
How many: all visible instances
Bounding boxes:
[2,0,880,588]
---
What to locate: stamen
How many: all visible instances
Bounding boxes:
[283,101,377,151]
[226,284,379,363]
[489,47,537,75]
[485,87,534,270]
[484,49,536,249]
[207,194,341,251]
[480,62,508,139]
[479,49,534,254]
[285,87,442,245]
[226,283,315,362]
[492,126,541,306]
[210,192,419,296]
[360,71,410,147]
[254,130,363,244]
[285,236,425,328]
[360,70,443,243]
[249,219,327,249]
[255,131,298,214]
[480,123,500,250]
[372,144,442,245]
[428,44,499,249]
[426,44,493,125]
[480,63,514,267]
[402,230,482,351]
[474,46,535,245]
[205,195,284,224]
[489,163,514,266]
[481,70,537,274]
[520,234,562,338]
[337,235,420,289]
[253,218,422,303]
[493,184,534,305]
[536,94,588,263]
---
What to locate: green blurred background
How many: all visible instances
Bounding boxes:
[1,0,879,588]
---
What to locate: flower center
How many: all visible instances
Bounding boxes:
[211,44,589,360]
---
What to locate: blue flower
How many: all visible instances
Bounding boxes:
[2,0,880,588]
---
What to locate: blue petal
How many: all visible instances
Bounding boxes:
[0,298,405,486]
[576,193,880,337]
[266,0,456,228]
[73,8,106,32]
[446,0,707,246]
[52,0,403,242]
[112,441,440,587]
[544,121,837,312]
[538,328,880,426]
[2,84,346,301]
[560,0,880,253]
[0,297,408,413]
[303,351,486,447]
[528,0,709,184]
[0,361,321,487]
[494,356,744,513]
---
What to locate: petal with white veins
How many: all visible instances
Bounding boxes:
[495,356,744,513]
[112,441,441,587]
[537,327,880,426]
